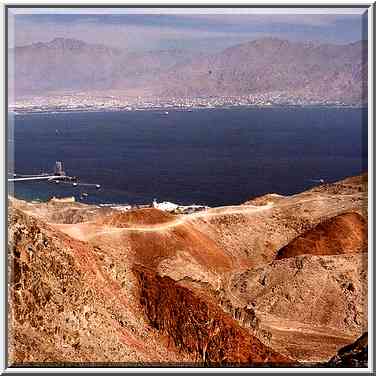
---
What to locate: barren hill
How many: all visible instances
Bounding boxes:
[276,212,367,260]
[8,173,368,366]
[100,208,175,227]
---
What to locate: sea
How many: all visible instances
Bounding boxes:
[8,107,368,207]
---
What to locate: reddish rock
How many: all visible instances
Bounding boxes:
[276,212,367,260]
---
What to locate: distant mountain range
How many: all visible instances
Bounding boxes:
[9,37,368,105]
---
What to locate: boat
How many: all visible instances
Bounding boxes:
[95,184,101,189]
[73,182,78,187]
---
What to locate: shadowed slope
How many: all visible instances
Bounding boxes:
[134,265,293,366]
[326,332,368,367]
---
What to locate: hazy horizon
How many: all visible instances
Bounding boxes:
[8,7,368,106]
[8,8,368,53]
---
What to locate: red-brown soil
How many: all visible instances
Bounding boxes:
[100,208,175,227]
[133,265,292,366]
[128,225,232,273]
[276,212,367,260]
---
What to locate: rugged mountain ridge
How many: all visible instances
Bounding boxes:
[10,37,200,96]
[10,37,367,104]
[155,38,367,103]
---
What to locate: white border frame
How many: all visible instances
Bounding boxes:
[1,1,374,374]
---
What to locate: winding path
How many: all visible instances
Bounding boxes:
[51,192,361,242]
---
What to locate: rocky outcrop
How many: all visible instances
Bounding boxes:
[326,333,368,367]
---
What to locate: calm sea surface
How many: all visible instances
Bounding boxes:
[8,107,367,207]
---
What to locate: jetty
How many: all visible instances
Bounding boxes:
[9,161,79,183]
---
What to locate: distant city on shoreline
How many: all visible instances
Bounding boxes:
[9,37,367,113]
[9,92,367,115]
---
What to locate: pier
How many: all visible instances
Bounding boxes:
[8,161,100,189]
[9,175,67,182]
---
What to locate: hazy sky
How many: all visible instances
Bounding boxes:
[9,8,368,52]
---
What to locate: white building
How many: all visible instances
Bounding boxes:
[152,199,178,212]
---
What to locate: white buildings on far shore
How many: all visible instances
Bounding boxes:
[153,199,209,214]
[104,199,209,214]
[152,199,178,212]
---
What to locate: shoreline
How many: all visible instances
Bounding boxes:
[8,171,368,208]
[9,103,367,116]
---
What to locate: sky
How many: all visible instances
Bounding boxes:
[8,8,368,53]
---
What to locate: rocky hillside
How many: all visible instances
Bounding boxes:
[7,203,290,366]
[8,173,368,367]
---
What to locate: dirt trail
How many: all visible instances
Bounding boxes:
[256,311,358,362]
[51,193,360,243]
[52,202,275,241]
[257,311,355,339]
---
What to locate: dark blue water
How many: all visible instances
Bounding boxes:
[8,107,367,207]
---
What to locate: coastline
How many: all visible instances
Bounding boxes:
[8,107,367,208]
[8,171,368,208]
[9,103,367,116]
